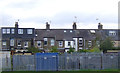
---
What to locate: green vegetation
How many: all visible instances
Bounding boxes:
[100,37,114,53]
[50,46,58,53]
[28,47,40,53]
[68,47,75,53]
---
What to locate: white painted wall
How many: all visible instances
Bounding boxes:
[73,38,78,51]
[65,41,74,48]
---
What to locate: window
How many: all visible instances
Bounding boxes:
[44,38,47,46]
[18,29,23,34]
[68,42,71,46]
[51,39,54,46]
[17,40,21,46]
[79,38,83,46]
[109,31,116,36]
[24,42,28,47]
[27,29,33,34]
[11,29,14,34]
[2,41,6,46]
[59,41,63,47]
[88,41,92,47]
[10,39,14,46]
[37,41,41,47]
[7,29,10,34]
[2,29,6,34]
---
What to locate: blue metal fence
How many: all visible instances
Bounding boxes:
[35,53,58,71]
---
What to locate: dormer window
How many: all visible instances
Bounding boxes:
[2,29,6,34]
[109,31,116,36]
[27,29,33,34]
[7,29,10,34]
[18,29,23,34]
[11,29,15,34]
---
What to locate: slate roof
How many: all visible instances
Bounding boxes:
[35,29,95,41]
[35,29,120,41]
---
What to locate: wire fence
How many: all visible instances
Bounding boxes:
[1,52,120,71]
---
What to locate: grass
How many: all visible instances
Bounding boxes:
[1,69,120,73]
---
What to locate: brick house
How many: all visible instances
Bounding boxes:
[1,22,35,52]
[1,22,120,52]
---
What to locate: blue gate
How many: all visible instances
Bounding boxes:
[35,53,58,71]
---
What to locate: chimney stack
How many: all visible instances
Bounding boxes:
[98,23,103,30]
[73,22,77,30]
[46,22,50,30]
[15,22,19,28]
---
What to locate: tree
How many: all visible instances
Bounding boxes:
[100,37,114,53]
[28,47,40,53]
[51,46,58,53]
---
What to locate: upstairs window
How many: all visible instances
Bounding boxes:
[27,29,33,34]
[18,29,23,34]
[7,29,10,34]
[109,31,116,36]
[11,29,15,34]
[59,41,63,47]
[37,41,41,47]
[2,29,6,34]
[51,39,55,46]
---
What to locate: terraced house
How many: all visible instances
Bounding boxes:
[1,22,35,52]
[1,22,120,52]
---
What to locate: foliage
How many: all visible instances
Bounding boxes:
[100,37,114,52]
[89,46,101,53]
[68,47,75,53]
[78,49,89,53]
[51,46,58,53]
[28,47,40,53]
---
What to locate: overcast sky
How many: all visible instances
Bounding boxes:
[0,0,119,29]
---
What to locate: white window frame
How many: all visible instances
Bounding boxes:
[2,29,6,34]
[11,29,15,34]
[7,29,10,34]
[37,41,41,47]
[24,41,28,47]
[88,41,92,47]
[2,41,6,46]
[59,41,63,47]
[18,29,23,34]
[17,40,21,46]
[79,38,83,46]
[27,29,33,34]
[44,38,47,46]
[51,39,55,46]
[10,39,14,46]
[68,41,71,46]
[109,31,116,36]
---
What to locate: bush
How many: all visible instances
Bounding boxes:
[51,46,58,53]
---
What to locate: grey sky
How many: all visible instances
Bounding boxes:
[0,0,119,29]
